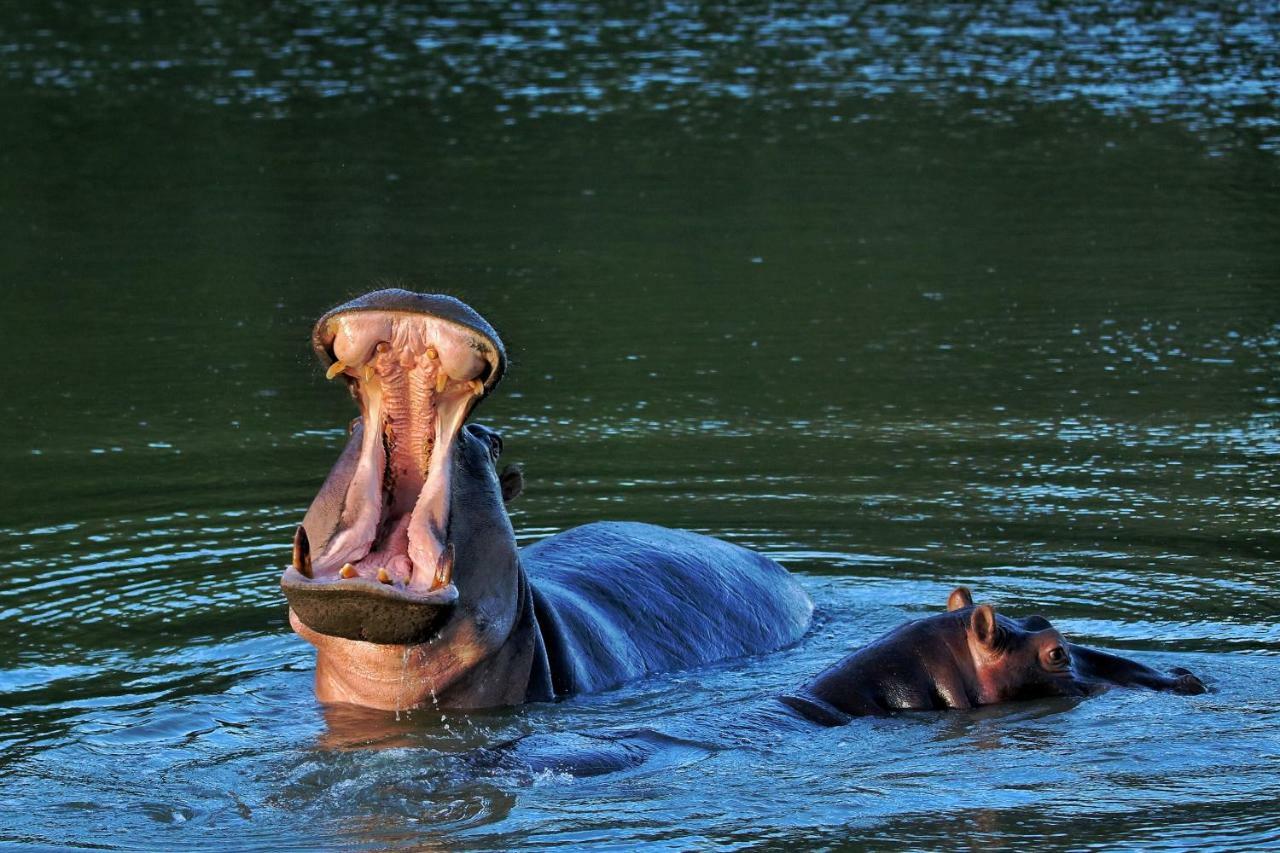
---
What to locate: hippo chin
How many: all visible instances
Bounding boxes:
[281,289,813,711]
[780,586,1206,724]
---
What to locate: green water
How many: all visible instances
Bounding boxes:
[2,2,1278,849]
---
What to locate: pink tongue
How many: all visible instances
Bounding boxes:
[349,514,413,583]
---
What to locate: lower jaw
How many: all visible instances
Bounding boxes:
[281,566,458,644]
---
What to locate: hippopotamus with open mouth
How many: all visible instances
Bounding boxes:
[781,586,1206,724]
[281,289,813,710]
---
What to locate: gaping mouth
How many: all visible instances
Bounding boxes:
[281,290,504,644]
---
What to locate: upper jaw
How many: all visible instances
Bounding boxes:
[281,291,505,644]
[310,289,506,389]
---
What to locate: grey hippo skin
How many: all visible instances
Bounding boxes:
[281,289,812,710]
[780,586,1207,725]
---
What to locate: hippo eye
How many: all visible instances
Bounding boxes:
[1046,646,1068,667]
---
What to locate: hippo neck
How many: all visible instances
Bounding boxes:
[523,567,557,702]
[431,560,550,707]
[431,559,559,706]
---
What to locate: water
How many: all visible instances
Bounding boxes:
[2,2,1279,849]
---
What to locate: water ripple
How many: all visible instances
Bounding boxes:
[1,1,1277,151]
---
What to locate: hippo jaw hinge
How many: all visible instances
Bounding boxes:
[283,291,505,644]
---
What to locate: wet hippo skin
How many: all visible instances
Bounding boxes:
[780,586,1207,725]
[281,289,813,711]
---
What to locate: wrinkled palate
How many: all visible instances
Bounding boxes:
[307,311,497,592]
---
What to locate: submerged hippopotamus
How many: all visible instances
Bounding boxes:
[461,586,1207,778]
[781,586,1206,724]
[281,289,812,710]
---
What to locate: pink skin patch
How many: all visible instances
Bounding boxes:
[309,311,497,592]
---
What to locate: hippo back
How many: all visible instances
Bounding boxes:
[523,521,813,697]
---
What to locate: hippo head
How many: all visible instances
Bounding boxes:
[281,290,533,709]
[945,586,1093,704]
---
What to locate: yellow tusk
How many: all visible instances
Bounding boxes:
[435,371,449,393]
[471,379,485,396]
[434,545,454,589]
[363,364,374,382]
[425,346,438,360]
[376,567,392,585]
[292,525,312,579]
[326,360,347,380]
[339,563,358,579]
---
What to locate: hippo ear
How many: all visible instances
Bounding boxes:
[947,586,974,612]
[500,463,524,504]
[970,604,998,648]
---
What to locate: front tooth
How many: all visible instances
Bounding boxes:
[325,360,347,380]
[377,567,392,585]
[292,525,312,578]
[435,371,449,393]
[363,364,375,382]
[339,563,358,579]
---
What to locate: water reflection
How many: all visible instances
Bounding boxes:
[2,2,1278,151]
[313,703,429,751]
